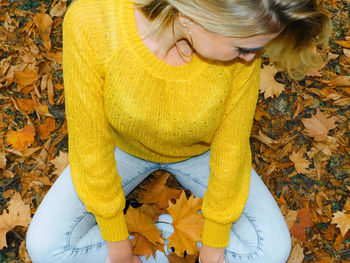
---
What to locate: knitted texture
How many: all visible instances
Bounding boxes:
[63,0,261,248]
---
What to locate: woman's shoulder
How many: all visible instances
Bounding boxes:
[63,0,122,72]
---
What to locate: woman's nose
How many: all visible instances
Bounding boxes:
[240,53,256,62]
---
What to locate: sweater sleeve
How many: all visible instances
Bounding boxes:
[200,58,261,248]
[63,4,129,242]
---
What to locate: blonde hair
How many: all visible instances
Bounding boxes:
[132,0,332,80]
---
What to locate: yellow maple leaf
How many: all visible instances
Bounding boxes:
[5,125,35,150]
[301,109,337,141]
[167,191,204,257]
[131,232,164,259]
[125,206,165,259]
[140,173,182,209]
[331,211,350,236]
[0,192,32,248]
[289,151,312,174]
[259,65,285,99]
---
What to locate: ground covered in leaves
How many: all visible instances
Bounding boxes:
[0,0,349,262]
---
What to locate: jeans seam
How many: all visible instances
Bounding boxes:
[122,166,161,189]
[225,212,264,259]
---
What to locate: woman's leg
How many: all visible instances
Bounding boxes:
[160,150,292,263]
[26,146,160,263]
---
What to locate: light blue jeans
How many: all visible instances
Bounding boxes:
[26,146,291,263]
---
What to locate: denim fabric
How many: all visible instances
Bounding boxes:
[26,146,291,263]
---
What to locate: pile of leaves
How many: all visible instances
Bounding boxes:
[0,0,349,262]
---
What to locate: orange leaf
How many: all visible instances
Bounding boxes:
[166,192,203,257]
[5,125,35,150]
[290,207,314,242]
[126,206,165,245]
[335,40,350,49]
[331,211,350,237]
[38,117,56,139]
[130,232,164,259]
[259,65,285,99]
[16,98,35,114]
[168,252,198,263]
[301,109,337,141]
[140,173,182,209]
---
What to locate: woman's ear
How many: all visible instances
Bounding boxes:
[178,13,193,27]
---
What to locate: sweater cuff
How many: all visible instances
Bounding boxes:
[95,211,129,242]
[201,218,232,248]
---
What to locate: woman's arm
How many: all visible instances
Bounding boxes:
[200,58,261,249]
[63,3,128,243]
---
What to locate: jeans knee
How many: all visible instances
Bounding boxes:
[264,233,292,263]
[26,220,58,263]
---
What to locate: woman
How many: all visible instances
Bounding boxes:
[26,0,331,262]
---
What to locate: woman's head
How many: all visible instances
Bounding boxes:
[132,0,332,79]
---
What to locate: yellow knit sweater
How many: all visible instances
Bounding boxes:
[63,0,261,248]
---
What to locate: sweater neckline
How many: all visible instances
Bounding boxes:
[117,0,208,80]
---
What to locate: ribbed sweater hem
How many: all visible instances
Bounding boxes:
[201,219,233,248]
[95,212,129,242]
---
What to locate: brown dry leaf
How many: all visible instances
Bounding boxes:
[259,65,285,99]
[343,197,350,211]
[290,207,315,242]
[286,242,304,263]
[335,40,350,49]
[38,117,56,139]
[140,173,182,209]
[0,153,7,169]
[285,210,298,230]
[331,211,350,236]
[167,191,204,257]
[320,76,350,87]
[289,151,312,174]
[125,206,165,259]
[16,98,35,114]
[0,191,32,248]
[32,13,53,50]
[130,232,164,259]
[5,125,35,150]
[344,49,350,58]
[168,252,198,263]
[301,109,337,141]
[13,71,39,90]
[126,206,165,245]
[50,151,69,175]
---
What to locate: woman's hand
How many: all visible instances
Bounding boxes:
[104,238,142,263]
[199,243,226,263]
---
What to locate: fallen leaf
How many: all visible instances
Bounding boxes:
[5,125,35,150]
[289,151,312,174]
[259,65,285,99]
[0,153,7,169]
[286,242,304,263]
[140,173,182,209]
[335,40,350,49]
[290,207,315,242]
[50,151,69,175]
[16,98,35,114]
[301,109,337,141]
[38,117,56,139]
[0,192,32,248]
[167,192,204,257]
[331,211,350,236]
